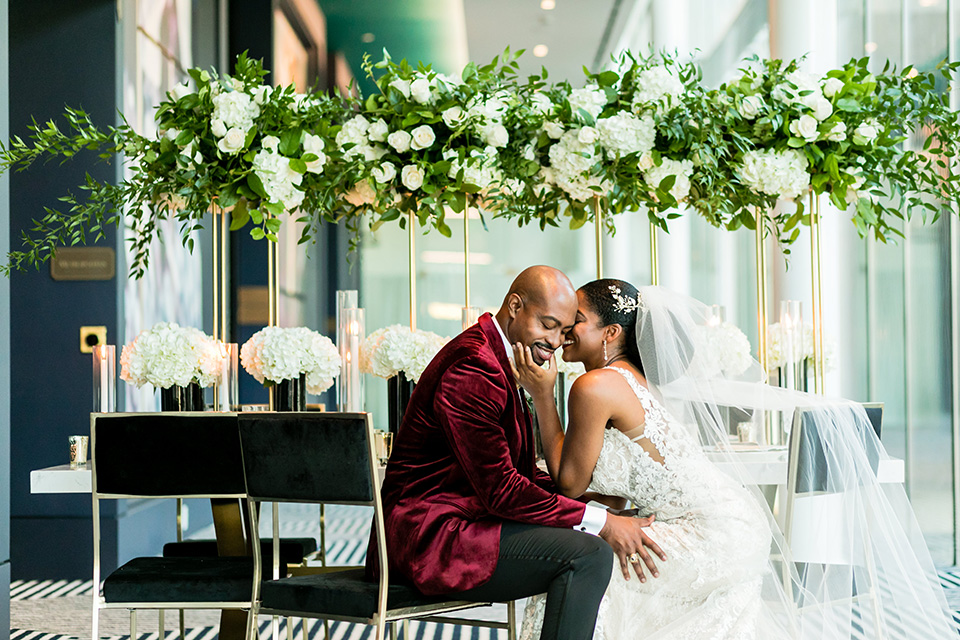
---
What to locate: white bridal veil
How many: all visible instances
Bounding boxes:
[634,286,957,639]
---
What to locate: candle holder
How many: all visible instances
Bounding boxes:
[92,344,116,412]
[336,290,359,409]
[779,301,803,392]
[215,342,238,411]
[461,306,483,331]
[708,304,726,326]
[338,307,365,412]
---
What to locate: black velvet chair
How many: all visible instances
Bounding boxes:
[91,412,253,640]
[238,412,516,640]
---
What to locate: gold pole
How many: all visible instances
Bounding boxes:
[593,195,603,279]
[220,205,228,342]
[810,193,826,394]
[267,217,279,410]
[755,209,768,375]
[649,222,660,286]
[464,202,471,308]
[211,204,220,410]
[408,210,417,330]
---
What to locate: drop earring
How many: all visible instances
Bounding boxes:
[602,340,608,362]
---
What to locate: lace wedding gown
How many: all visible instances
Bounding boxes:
[521,367,772,640]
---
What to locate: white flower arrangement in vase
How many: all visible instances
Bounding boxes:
[120,322,222,389]
[240,326,341,394]
[694,322,754,377]
[553,347,586,382]
[360,325,449,383]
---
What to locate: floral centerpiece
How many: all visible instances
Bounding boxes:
[120,322,222,389]
[717,56,960,244]
[0,53,354,277]
[694,321,754,377]
[360,325,449,383]
[240,326,341,394]
[552,347,586,382]
[338,50,523,237]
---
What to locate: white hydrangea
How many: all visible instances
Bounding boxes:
[568,85,607,122]
[120,322,222,389]
[548,129,611,201]
[596,112,656,157]
[445,148,503,191]
[739,148,810,200]
[252,149,304,212]
[692,322,753,377]
[240,326,341,394]
[631,65,684,110]
[211,90,260,135]
[553,346,586,382]
[360,325,449,383]
[644,157,694,202]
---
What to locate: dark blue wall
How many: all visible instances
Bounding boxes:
[1,0,12,632]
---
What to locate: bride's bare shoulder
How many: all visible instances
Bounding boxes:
[569,368,629,400]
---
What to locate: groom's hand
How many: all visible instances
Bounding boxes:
[599,513,665,582]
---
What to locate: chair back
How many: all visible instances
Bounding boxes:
[92,412,245,498]
[238,412,376,505]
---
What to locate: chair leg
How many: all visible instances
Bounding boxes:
[159,609,165,639]
[507,600,517,640]
[402,619,410,640]
[179,610,186,640]
[286,616,293,640]
[375,619,385,640]
[245,605,258,640]
[323,619,330,640]
[389,621,398,640]
[91,601,99,640]
[130,609,138,640]
[272,614,279,640]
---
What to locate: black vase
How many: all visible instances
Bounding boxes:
[387,375,415,435]
[160,382,204,411]
[276,374,307,411]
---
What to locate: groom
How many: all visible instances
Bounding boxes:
[370,266,663,640]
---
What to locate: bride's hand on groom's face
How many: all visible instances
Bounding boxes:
[511,343,558,398]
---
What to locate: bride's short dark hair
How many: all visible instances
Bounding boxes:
[579,279,644,375]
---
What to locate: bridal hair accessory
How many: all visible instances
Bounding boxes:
[609,285,643,314]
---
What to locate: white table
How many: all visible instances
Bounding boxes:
[31,464,91,493]
[705,446,905,485]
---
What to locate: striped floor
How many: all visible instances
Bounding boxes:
[10,503,960,640]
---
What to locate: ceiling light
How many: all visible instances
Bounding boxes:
[533,44,549,58]
[361,32,375,44]
[864,41,878,53]
[540,0,556,9]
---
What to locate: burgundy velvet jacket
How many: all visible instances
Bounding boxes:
[368,313,589,595]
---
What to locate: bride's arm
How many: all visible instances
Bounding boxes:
[513,345,616,498]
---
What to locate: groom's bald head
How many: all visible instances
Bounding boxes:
[495,266,578,365]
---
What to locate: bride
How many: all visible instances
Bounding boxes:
[514,279,957,639]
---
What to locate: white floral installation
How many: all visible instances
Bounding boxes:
[240,326,341,394]
[120,322,222,389]
[360,325,449,383]
[695,322,754,377]
[765,321,836,373]
[552,347,586,382]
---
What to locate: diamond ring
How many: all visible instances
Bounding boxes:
[628,553,640,563]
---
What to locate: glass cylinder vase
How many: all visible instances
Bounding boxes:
[276,374,307,411]
[337,308,365,412]
[92,344,116,412]
[160,382,204,411]
[387,375,415,435]
[215,342,239,411]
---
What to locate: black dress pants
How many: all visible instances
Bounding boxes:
[453,522,613,640]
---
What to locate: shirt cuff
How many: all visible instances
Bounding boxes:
[574,504,607,536]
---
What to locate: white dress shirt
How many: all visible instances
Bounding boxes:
[491,316,607,536]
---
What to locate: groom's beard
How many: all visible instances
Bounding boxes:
[530,341,555,365]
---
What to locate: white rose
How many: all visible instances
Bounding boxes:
[401,164,424,191]
[388,130,412,153]
[303,133,325,155]
[210,119,227,138]
[543,121,564,139]
[305,151,327,174]
[410,78,433,104]
[261,135,280,153]
[442,106,464,128]
[577,126,599,145]
[410,125,436,150]
[389,79,411,99]
[813,97,833,121]
[372,161,397,184]
[532,92,553,115]
[638,154,655,170]
[171,82,192,101]
[367,119,389,143]
[853,120,880,145]
[217,127,246,154]
[822,77,845,98]
[738,95,764,119]
[788,114,820,143]
[826,121,847,142]
[482,124,509,148]
[252,85,269,105]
